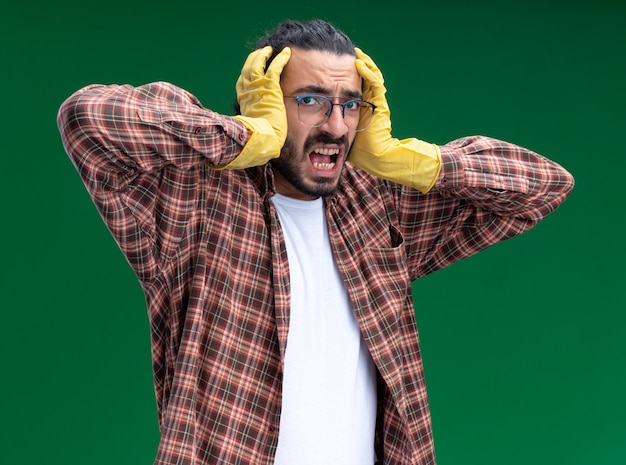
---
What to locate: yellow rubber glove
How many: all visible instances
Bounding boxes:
[226,46,291,169]
[349,48,441,193]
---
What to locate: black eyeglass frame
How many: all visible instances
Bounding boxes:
[284,94,377,132]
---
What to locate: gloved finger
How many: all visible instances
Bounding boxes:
[266,47,291,81]
[355,48,384,84]
[354,49,386,103]
[355,59,377,86]
[236,46,274,94]
[355,59,386,100]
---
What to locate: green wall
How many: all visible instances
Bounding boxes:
[2,0,624,463]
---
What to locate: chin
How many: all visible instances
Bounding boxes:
[307,178,341,198]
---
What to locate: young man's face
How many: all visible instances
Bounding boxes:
[273,48,361,200]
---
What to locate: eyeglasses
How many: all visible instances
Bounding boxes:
[284,94,376,132]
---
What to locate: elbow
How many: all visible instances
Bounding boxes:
[528,168,576,223]
[57,89,88,157]
[57,84,108,160]
[563,169,576,197]
[550,163,576,207]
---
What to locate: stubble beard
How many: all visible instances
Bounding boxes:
[271,133,351,198]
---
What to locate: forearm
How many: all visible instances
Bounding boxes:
[397,135,574,279]
[433,135,575,223]
[57,82,252,192]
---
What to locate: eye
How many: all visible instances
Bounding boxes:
[344,100,361,111]
[299,95,325,106]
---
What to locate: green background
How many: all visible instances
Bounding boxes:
[2,0,624,463]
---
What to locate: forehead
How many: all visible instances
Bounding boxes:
[280,48,361,96]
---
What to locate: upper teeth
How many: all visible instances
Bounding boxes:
[315,148,339,155]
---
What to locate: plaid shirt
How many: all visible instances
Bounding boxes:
[57,82,574,465]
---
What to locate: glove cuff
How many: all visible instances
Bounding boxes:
[408,139,442,193]
[219,116,282,169]
[349,138,442,193]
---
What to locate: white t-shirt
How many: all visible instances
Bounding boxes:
[271,194,377,465]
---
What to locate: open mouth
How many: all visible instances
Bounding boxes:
[309,147,340,171]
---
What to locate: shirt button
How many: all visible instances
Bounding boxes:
[194,127,203,134]
[238,133,245,141]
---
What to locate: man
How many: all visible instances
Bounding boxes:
[57,18,574,465]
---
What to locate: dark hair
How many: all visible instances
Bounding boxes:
[233,19,356,114]
[257,19,356,65]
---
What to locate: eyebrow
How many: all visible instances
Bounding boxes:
[291,84,362,99]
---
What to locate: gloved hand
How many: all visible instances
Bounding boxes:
[349,48,441,193]
[227,46,291,169]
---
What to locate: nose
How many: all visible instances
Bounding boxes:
[319,103,349,138]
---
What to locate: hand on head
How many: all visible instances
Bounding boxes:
[350,48,442,193]
[228,46,291,169]
[235,46,292,146]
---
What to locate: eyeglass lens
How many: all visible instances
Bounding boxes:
[295,95,374,131]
